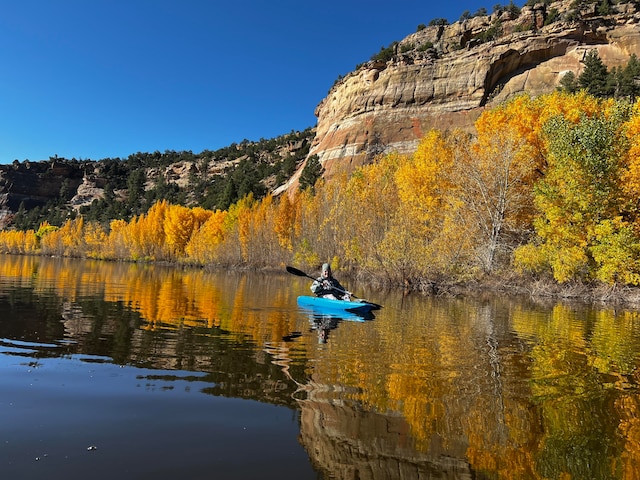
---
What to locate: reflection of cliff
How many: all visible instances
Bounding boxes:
[297,382,473,480]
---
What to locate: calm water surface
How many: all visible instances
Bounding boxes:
[2,255,640,479]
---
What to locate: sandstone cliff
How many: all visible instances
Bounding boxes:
[297,0,640,183]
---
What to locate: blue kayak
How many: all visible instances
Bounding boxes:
[297,295,376,316]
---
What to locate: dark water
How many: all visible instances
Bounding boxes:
[2,255,640,479]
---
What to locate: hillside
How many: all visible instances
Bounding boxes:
[0,129,315,230]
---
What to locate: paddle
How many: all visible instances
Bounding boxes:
[286,265,382,309]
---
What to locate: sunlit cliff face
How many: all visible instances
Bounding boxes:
[304,0,640,182]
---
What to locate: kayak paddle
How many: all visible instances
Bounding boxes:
[286,265,382,309]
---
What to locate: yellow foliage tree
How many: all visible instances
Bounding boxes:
[185,210,227,265]
[83,222,108,259]
[40,217,85,257]
[164,204,197,258]
[274,193,295,251]
[128,200,169,261]
[393,131,458,279]
[515,100,637,283]
[0,229,38,254]
[620,99,640,229]
[338,153,404,278]
[106,219,130,260]
[291,187,321,268]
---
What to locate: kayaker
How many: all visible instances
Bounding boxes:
[311,263,351,301]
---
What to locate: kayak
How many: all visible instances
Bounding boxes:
[297,295,376,317]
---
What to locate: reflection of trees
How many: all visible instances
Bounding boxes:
[4,254,640,478]
[288,295,545,478]
[512,303,640,479]
[0,254,305,407]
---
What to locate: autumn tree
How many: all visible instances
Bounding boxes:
[450,131,534,272]
[273,193,295,252]
[515,101,640,283]
[185,209,228,265]
[0,229,38,254]
[621,100,640,213]
[291,187,322,268]
[40,217,85,257]
[164,204,198,258]
[394,130,461,280]
[83,222,109,259]
[337,152,404,280]
[130,200,169,261]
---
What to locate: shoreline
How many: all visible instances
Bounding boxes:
[6,252,640,309]
[412,274,640,309]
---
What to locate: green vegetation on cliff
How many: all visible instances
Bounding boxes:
[8,128,314,231]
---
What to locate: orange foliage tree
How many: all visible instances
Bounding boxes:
[40,217,85,257]
[185,209,228,265]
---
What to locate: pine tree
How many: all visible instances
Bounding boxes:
[618,54,640,101]
[578,50,612,97]
[559,71,578,93]
[299,155,324,193]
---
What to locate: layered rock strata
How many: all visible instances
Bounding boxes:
[304,1,640,180]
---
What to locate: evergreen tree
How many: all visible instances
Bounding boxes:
[12,202,27,230]
[218,178,237,210]
[127,169,146,212]
[618,54,640,101]
[578,50,612,97]
[597,0,611,15]
[559,71,578,93]
[299,155,324,193]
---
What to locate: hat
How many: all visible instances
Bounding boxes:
[322,263,331,273]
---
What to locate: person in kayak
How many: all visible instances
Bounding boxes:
[311,263,351,301]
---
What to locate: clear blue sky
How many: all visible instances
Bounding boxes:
[0,1,512,163]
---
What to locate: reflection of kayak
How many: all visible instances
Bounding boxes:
[296,296,376,317]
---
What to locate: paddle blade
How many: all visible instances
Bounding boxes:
[286,266,314,279]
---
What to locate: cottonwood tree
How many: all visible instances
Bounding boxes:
[437,129,533,273]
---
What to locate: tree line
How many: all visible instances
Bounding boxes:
[4,88,640,289]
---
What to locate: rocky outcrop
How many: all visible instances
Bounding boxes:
[0,160,86,211]
[303,1,640,180]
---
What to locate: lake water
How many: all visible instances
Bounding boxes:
[1,255,640,479]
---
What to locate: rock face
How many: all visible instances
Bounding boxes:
[306,0,640,179]
[0,160,86,211]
